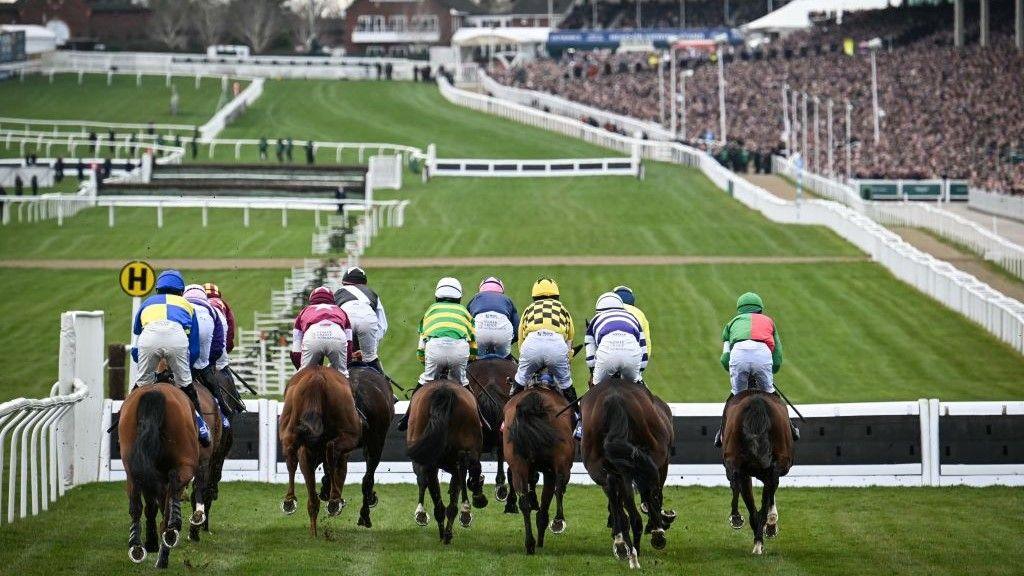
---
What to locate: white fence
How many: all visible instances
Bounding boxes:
[0,116,196,136]
[2,133,185,163]
[0,311,104,525]
[773,156,1024,281]
[440,75,1024,356]
[198,78,265,142]
[429,155,642,178]
[368,154,403,191]
[95,397,1024,487]
[970,187,1024,222]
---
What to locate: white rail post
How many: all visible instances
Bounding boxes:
[71,311,104,485]
[202,203,208,227]
[108,205,114,227]
[244,205,250,227]
[927,398,941,486]
[56,314,77,489]
[156,203,163,228]
[281,205,288,228]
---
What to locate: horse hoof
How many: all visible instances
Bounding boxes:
[651,529,666,550]
[627,549,641,570]
[327,499,346,517]
[129,545,147,564]
[443,531,454,545]
[662,509,678,528]
[551,518,566,534]
[162,529,179,549]
[190,510,206,527]
[472,493,488,509]
[613,536,629,561]
[357,515,372,529]
[459,510,473,528]
[766,523,778,539]
[752,542,764,555]
[495,484,509,502]
[368,492,378,509]
[282,499,297,515]
[640,502,648,514]
[730,514,744,530]
[188,526,200,542]
[415,511,429,526]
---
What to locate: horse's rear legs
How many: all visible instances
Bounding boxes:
[738,475,764,554]
[358,446,382,528]
[281,449,298,515]
[763,474,780,539]
[127,485,146,564]
[299,449,320,537]
[550,472,568,534]
[536,475,555,549]
[729,476,744,529]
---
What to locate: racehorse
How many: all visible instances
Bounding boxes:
[188,374,232,543]
[581,380,676,570]
[349,366,396,528]
[406,379,488,544]
[466,357,517,509]
[279,366,362,537]
[119,383,203,569]
[502,385,574,554]
[722,390,794,555]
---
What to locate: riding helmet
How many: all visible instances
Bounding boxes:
[155,269,185,294]
[531,277,560,298]
[308,286,335,305]
[202,282,222,299]
[596,292,624,310]
[479,276,504,294]
[435,277,463,300]
[343,266,368,285]
[183,284,208,301]
[612,285,635,305]
[736,292,764,313]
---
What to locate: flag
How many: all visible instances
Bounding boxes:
[843,38,855,56]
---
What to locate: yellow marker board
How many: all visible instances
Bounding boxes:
[119,261,156,297]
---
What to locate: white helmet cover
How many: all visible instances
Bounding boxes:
[595,291,624,310]
[435,277,463,299]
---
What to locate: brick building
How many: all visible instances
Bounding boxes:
[0,0,150,49]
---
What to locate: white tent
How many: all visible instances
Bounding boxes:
[0,24,58,54]
[742,0,900,33]
[451,27,550,48]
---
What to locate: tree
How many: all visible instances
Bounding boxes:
[149,0,192,50]
[231,0,285,54]
[192,0,230,49]
[289,0,334,52]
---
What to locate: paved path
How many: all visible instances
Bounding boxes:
[0,255,869,270]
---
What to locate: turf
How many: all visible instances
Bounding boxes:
[0,482,1020,576]
[0,206,316,260]
[218,79,611,158]
[0,268,285,399]
[0,73,228,126]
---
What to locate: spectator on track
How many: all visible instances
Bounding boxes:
[305,140,315,165]
[30,175,38,195]
[285,138,294,163]
[14,175,23,196]
[54,157,64,182]
[276,138,285,163]
[259,137,268,161]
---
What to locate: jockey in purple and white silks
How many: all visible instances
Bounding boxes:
[585,292,648,386]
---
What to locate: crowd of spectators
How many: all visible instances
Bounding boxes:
[559,0,779,30]
[493,3,1024,194]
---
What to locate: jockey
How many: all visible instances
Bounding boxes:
[585,292,648,385]
[292,287,354,376]
[467,276,519,360]
[203,283,236,354]
[131,270,210,446]
[398,277,476,431]
[512,278,578,415]
[207,289,242,417]
[613,285,652,363]
[183,285,234,422]
[714,292,799,447]
[334,267,389,374]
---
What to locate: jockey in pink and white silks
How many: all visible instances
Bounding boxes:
[293,287,354,376]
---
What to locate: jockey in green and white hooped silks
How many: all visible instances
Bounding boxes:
[714,292,799,447]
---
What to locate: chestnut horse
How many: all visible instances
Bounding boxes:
[722,390,794,555]
[581,380,675,570]
[466,357,516,509]
[502,385,574,554]
[279,366,362,537]
[406,379,488,544]
[119,383,205,568]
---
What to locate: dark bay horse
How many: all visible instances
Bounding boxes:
[722,390,794,555]
[502,386,574,554]
[466,357,516,507]
[581,380,676,570]
[188,379,229,542]
[119,383,202,569]
[279,366,363,537]
[349,366,395,528]
[406,379,488,544]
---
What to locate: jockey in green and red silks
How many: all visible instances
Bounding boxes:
[714,292,798,447]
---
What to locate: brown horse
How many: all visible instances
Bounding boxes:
[466,357,517,509]
[406,379,488,544]
[502,385,574,554]
[119,383,202,569]
[279,366,362,537]
[188,376,231,543]
[349,366,395,528]
[581,380,676,570]
[722,390,794,555]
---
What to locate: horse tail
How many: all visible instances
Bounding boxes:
[128,390,166,497]
[742,394,773,469]
[295,371,325,448]
[508,392,557,464]
[407,386,457,467]
[602,395,659,492]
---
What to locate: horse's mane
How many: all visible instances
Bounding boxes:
[741,393,773,469]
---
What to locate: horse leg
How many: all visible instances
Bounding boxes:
[729,476,744,529]
[468,457,488,509]
[621,480,644,569]
[128,484,146,564]
[299,448,320,538]
[155,493,171,569]
[157,472,185,569]
[144,494,159,553]
[358,443,382,528]
[443,462,463,544]
[738,474,763,555]
[413,463,430,526]
[495,443,509,502]
[188,463,208,541]
[503,459,520,514]
[458,470,473,529]
[281,448,298,515]
[426,468,446,541]
[763,473,780,539]
[536,473,555,549]
[327,454,349,517]
[517,473,536,555]
[550,471,568,534]
[607,479,630,563]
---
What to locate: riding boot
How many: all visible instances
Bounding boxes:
[713,393,734,448]
[202,366,234,418]
[397,383,424,432]
[181,383,211,447]
[561,386,582,440]
[771,392,801,441]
